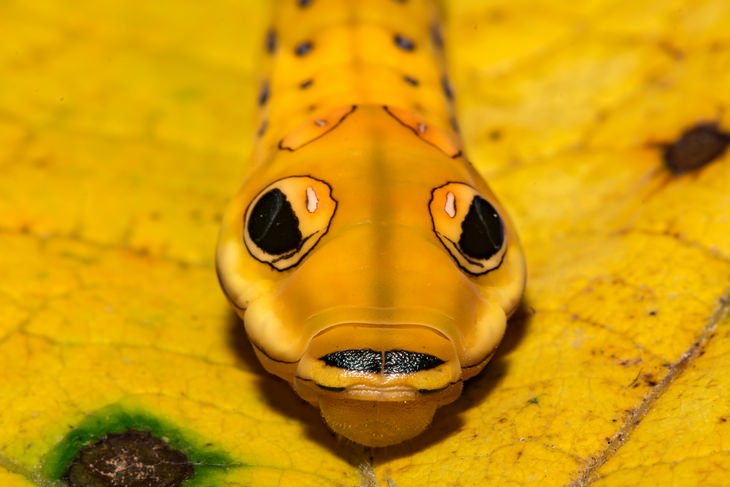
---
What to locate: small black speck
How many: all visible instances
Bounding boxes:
[403,75,419,86]
[648,310,657,316]
[489,129,502,140]
[298,0,313,7]
[257,120,268,137]
[441,75,454,100]
[265,29,277,54]
[663,122,730,174]
[258,80,270,106]
[295,40,313,56]
[394,33,416,52]
[299,78,314,89]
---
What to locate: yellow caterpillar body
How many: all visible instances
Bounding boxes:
[217,0,526,447]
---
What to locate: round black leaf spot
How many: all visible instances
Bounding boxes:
[663,123,730,174]
[247,188,302,255]
[459,196,504,259]
[63,430,194,487]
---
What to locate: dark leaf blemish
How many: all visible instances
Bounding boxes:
[663,123,730,174]
[63,430,194,487]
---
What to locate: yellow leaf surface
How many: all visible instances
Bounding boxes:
[1,1,729,486]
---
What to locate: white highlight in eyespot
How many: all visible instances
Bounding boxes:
[306,186,318,213]
[444,191,456,218]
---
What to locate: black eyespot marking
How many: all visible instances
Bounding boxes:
[265,28,277,54]
[441,75,454,100]
[321,349,382,373]
[430,183,507,276]
[247,188,302,255]
[403,75,419,86]
[298,0,313,7]
[258,80,270,106]
[459,196,504,260]
[383,351,445,374]
[295,40,313,56]
[430,23,444,50]
[663,123,730,174]
[394,33,416,52]
[299,78,314,89]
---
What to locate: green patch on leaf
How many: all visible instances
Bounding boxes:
[42,404,238,486]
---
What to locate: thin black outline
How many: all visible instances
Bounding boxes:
[277,105,358,152]
[428,181,508,277]
[243,175,338,272]
[382,105,463,158]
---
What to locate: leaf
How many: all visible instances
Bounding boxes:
[1,1,728,486]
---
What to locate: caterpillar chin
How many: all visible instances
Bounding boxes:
[316,384,463,447]
[290,324,468,447]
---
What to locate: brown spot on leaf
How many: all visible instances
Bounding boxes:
[63,430,194,487]
[663,123,730,174]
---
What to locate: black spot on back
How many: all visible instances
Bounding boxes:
[258,80,270,106]
[257,120,268,137]
[63,430,194,487]
[430,23,444,50]
[441,75,454,100]
[299,78,314,89]
[394,33,416,51]
[247,188,302,255]
[295,40,314,56]
[403,75,419,86]
[265,28,277,54]
[459,196,504,259]
[449,115,460,133]
[321,349,382,373]
[383,350,445,374]
[663,123,730,174]
[298,0,313,7]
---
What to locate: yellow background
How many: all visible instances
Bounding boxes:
[1,0,729,485]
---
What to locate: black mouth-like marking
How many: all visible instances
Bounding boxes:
[383,350,445,374]
[320,349,445,374]
[320,349,382,373]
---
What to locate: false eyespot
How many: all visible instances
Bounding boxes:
[243,176,336,271]
[429,182,507,276]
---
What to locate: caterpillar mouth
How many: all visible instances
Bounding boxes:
[293,323,462,402]
[320,349,445,374]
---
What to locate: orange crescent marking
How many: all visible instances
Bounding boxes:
[278,105,358,151]
[383,105,462,158]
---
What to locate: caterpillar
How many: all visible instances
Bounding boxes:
[216,0,526,447]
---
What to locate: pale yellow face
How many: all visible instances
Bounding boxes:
[217,106,525,446]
